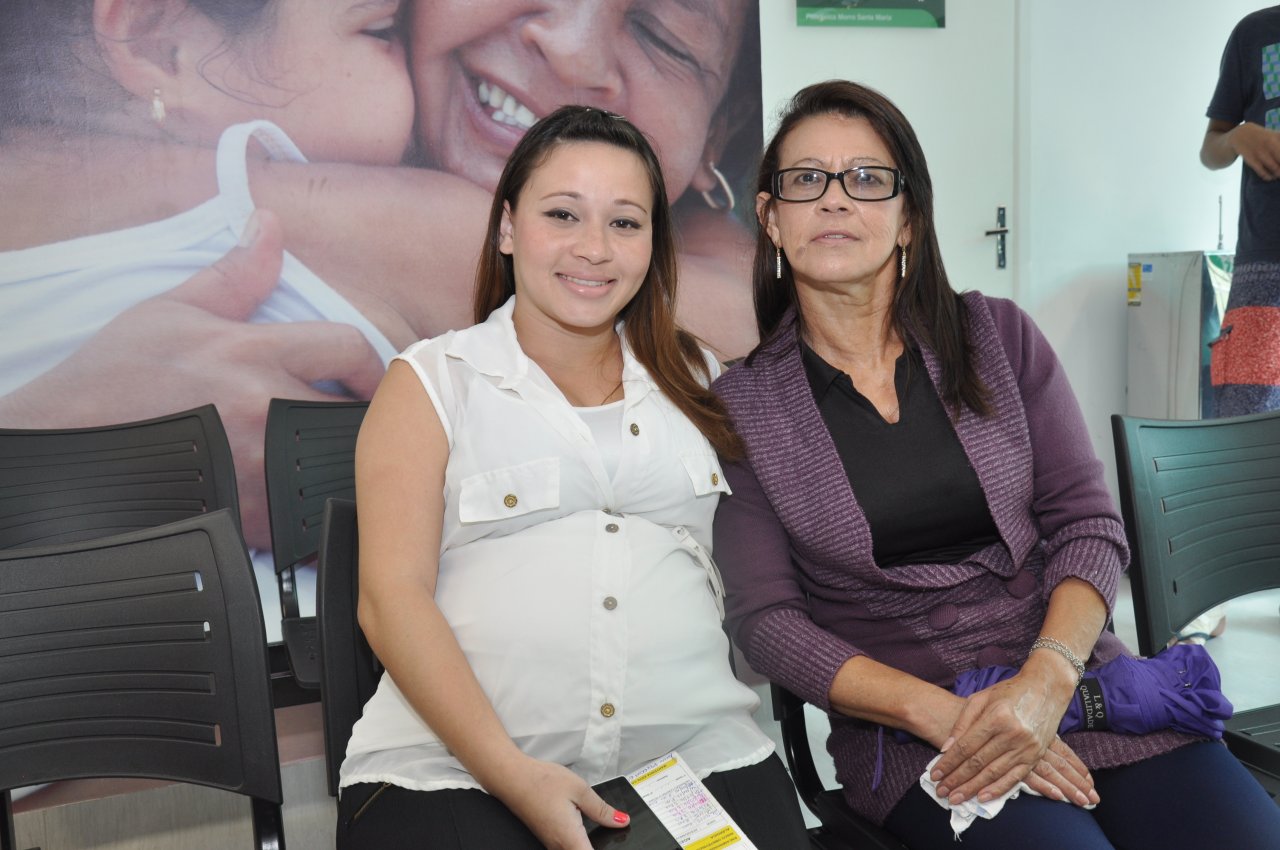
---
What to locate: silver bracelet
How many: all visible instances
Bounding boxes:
[1029,636,1086,682]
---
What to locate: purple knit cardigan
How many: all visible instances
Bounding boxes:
[713,292,1195,825]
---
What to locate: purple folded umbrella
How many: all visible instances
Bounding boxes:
[947,644,1233,739]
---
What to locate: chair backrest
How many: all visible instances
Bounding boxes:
[316,497,382,797]
[264,399,368,612]
[1112,410,1280,656]
[0,509,284,849]
[0,404,239,550]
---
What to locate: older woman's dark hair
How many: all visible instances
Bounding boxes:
[474,105,743,458]
[752,80,989,417]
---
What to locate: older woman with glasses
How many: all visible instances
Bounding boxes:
[711,80,1280,850]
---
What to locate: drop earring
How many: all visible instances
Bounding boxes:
[150,88,166,126]
[899,245,908,279]
[776,247,783,280]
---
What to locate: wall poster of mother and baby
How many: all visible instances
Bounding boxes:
[0,0,763,575]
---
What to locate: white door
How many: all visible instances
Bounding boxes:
[758,0,1017,298]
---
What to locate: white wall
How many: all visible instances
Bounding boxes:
[758,0,1253,494]
[1016,0,1251,493]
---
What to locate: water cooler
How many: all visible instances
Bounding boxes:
[1126,251,1233,420]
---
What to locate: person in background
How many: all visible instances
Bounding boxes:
[713,79,1280,850]
[1204,4,1280,421]
[339,105,808,850]
[1195,4,1280,642]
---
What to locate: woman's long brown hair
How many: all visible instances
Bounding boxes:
[473,106,744,459]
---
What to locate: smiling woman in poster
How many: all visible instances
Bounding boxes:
[406,0,764,349]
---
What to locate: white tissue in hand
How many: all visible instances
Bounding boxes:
[918,753,1039,838]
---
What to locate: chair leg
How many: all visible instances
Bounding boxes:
[1,790,17,850]
[250,797,286,850]
[279,566,301,621]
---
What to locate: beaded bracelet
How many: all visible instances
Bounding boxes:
[1029,636,1086,683]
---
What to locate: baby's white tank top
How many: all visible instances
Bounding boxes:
[0,120,399,394]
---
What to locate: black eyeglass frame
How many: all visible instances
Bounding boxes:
[771,166,904,203]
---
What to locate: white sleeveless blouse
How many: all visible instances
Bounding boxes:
[340,297,772,793]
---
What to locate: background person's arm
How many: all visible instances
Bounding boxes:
[1201,118,1280,179]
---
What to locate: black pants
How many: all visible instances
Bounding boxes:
[338,753,809,849]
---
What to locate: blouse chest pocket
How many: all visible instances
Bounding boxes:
[679,452,732,498]
[458,457,560,524]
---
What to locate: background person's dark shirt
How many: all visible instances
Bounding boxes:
[1207,6,1280,263]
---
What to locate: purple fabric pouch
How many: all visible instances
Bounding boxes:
[890,643,1232,751]
[948,644,1233,738]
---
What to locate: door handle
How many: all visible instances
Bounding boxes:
[984,207,1008,269]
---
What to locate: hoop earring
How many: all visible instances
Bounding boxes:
[150,89,166,126]
[776,247,783,280]
[899,245,908,279]
[700,162,736,211]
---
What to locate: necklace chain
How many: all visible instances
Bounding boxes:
[600,379,624,405]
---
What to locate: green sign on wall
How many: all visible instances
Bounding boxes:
[798,0,945,28]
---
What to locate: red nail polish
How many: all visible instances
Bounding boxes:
[613,811,630,825]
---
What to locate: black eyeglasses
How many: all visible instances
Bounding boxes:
[772,166,903,203]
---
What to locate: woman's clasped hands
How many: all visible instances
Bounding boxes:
[930,664,1101,810]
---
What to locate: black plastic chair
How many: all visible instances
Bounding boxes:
[772,685,910,850]
[0,404,239,550]
[0,404,247,842]
[1112,410,1280,799]
[316,497,382,797]
[0,510,284,850]
[263,399,368,689]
